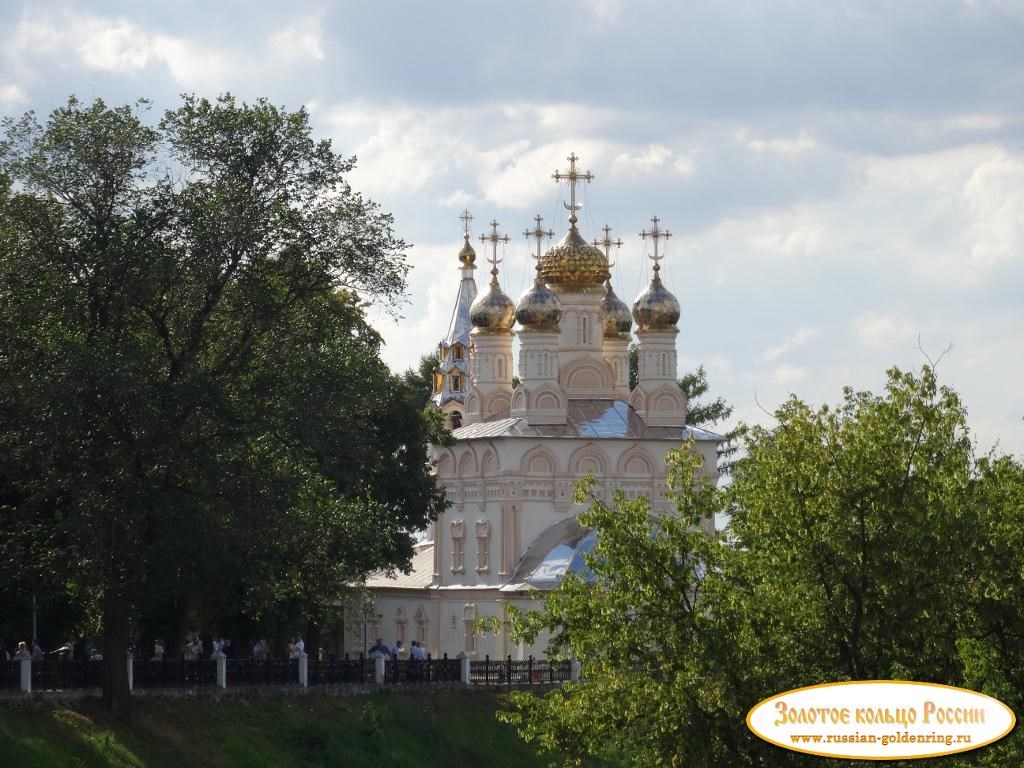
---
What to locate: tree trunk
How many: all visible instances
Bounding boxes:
[168,594,190,658]
[102,590,131,718]
[305,618,321,658]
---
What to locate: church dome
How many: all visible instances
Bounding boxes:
[470,274,515,332]
[632,269,680,331]
[539,226,610,289]
[515,278,562,331]
[458,235,477,268]
[601,281,632,338]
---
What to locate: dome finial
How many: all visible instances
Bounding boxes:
[592,223,623,270]
[552,152,594,228]
[524,214,555,278]
[457,209,477,268]
[639,215,672,278]
[479,219,511,287]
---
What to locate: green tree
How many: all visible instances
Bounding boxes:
[0,95,444,714]
[403,352,440,407]
[503,367,1024,767]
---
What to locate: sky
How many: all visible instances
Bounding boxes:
[2,0,1022,456]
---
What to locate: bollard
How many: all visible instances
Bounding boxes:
[460,654,471,685]
[126,650,134,692]
[19,655,31,693]
[212,650,227,689]
[298,651,308,688]
[570,660,582,682]
[374,655,385,685]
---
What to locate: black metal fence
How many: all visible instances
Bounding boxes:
[2,653,573,692]
[470,655,572,685]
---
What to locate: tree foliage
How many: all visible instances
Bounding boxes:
[0,95,445,713]
[503,367,1024,767]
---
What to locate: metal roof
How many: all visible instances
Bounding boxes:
[364,545,435,590]
[451,399,724,442]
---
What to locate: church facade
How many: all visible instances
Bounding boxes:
[351,155,721,660]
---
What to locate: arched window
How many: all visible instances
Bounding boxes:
[452,344,464,360]
[451,373,462,391]
[450,411,463,429]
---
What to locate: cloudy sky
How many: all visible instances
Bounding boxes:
[3,0,1022,455]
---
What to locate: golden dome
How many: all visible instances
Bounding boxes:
[470,272,515,333]
[632,268,680,332]
[601,281,632,338]
[458,235,477,268]
[516,274,562,331]
[539,225,610,289]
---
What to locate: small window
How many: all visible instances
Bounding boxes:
[451,411,463,429]
[451,373,462,392]
[452,344,464,360]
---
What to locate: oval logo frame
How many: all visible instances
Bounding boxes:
[746,680,1015,760]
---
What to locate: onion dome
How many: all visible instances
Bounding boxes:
[601,280,632,338]
[470,269,515,332]
[458,234,477,268]
[539,225,610,289]
[516,270,562,331]
[632,265,680,332]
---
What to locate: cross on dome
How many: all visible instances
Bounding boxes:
[552,152,594,227]
[523,214,554,263]
[593,224,623,269]
[479,220,510,281]
[459,208,474,239]
[640,215,672,273]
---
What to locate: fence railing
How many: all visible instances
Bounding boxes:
[2,652,579,694]
[470,655,573,686]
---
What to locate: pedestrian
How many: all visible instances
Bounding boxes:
[410,640,426,660]
[390,640,404,660]
[30,639,43,660]
[14,641,30,659]
[152,640,165,661]
[368,638,389,659]
[294,635,305,656]
[252,638,265,660]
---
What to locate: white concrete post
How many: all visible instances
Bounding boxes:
[19,655,31,693]
[126,650,134,692]
[460,654,471,685]
[374,655,385,684]
[570,660,582,682]
[298,652,308,688]
[212,650,226,689]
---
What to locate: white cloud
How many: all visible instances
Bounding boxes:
[854,313,917,348]
[0,83,25,105]
[963,153,1024,269]
[436,189,475,208]
[268,15,325,61]
[745,129,818,156]
[773,364,807,385]
[747,222,824,257]
[760,327,821,363]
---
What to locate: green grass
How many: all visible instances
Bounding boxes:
[0,691,554,768]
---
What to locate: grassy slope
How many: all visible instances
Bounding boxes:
[0,692,553,768]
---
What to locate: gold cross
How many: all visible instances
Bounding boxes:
[640,215,671,273]
[479,219,510,277]
[552,152,594,226]
[592,224,623,268]
[523,214,554,262]
[459,208,474,238]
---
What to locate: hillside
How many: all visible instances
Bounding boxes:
[0,691,554,768]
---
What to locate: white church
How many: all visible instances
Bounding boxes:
[352,154,722,660]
